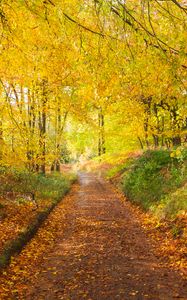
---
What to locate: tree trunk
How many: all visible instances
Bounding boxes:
[0,119,3,160]
[27,88,36,171]
[144,117,149,148]
[98,108,105,156]
[51,100,68,172]
[170,105,181,147]
[138,137,144,150]
[153,134,159,149]
[39,79,47,174]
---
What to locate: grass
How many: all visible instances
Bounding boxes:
[106,158,135,179]
[0,167,76,205]
[0,166,76,269]
[151,185,187,220]
[121,149,187,211]
[106,149,187,221]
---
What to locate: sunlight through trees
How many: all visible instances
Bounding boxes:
[0,0,186,170]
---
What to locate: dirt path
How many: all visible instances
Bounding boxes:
[1,173,187,299]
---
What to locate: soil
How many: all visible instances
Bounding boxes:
[1,172,187,299]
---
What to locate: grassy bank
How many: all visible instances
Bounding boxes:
[0,167,76,268]
[107,149,187,221]
[90,149,187,273]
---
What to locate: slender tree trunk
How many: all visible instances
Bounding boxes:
[152,103,160,148]
[98,113,101,156]
[0,119,3,160]
[153,134,159,149]
[55,105,61,172]
[51,99,68,172]
[101,113,105,154]
[39,79,47,174]
[170,105,181,147]
[27,88,36,171]
[11,135,15,153]
[142,96,152,149]
[184,118,187,144]
[173,136,181,147]
[144,118,149,148]
[98,108,105,156]
[161,116,165,147]
[138,136,144,150]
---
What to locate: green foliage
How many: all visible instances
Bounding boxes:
[106,159,135,179]
[35,173,71,202]
[0,167,75,204]
[0,165,8,175]
[122,150,187,211]
[170,147,187,163]
[60,145,71,164]
[152,186,187,220]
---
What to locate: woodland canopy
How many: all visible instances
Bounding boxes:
[0,0,186,172]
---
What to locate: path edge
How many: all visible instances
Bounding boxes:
[0,179,77,271]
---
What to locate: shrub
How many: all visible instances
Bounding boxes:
[152,186,187,220]
[122,149,187,210]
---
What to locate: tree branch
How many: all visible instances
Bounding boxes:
[63,13,105,37]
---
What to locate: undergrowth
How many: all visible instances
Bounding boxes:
[108,149,187,220]
[0,166,76,268]
[106,159,134,179]
[0,167,76,204]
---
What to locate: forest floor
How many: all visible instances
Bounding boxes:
[0,172,187,300]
